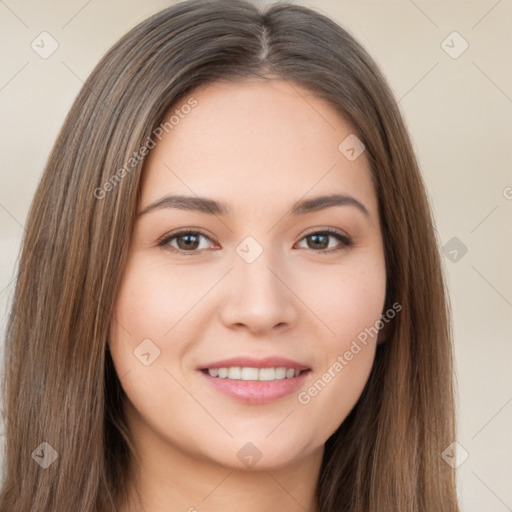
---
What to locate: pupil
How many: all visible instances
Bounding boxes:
[310,234,327,249]
[178,234,199,250]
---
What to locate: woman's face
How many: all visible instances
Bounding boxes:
[109,79,387,471]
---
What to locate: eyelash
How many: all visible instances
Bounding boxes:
[156,228,354,256]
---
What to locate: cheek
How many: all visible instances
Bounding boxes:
[108,257,216,387]
[294,257,385,432]
[109,260,170,375]
[296,277,382,439]
[108,260,202,427]
[307,255,387,346]
[111,259,205,344]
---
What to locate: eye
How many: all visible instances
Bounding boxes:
[295,229,353,254]
[157,228,353,255]
[157,229,218,255]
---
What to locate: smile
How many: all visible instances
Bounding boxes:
[200,367,311,405]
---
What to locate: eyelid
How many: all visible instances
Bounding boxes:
[300,226,351,241]
[156,227,212,244]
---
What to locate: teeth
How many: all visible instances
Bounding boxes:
[206,366,304,381]
[228,367,241,379]
[241,367,259,380]
[275,367,287,379]
[258,368,276,381]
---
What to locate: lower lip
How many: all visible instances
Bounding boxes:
[200,370,311,405]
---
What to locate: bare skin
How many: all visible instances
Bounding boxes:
[109,78,387,512]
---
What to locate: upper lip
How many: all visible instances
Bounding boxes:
[198,356,311,371]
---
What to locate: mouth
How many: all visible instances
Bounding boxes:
[198,357,312,404]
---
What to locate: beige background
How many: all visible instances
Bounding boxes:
[0,0,511,509]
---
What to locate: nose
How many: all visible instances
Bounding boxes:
[219,252,299,335]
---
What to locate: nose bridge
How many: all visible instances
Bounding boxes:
[235,236,286,304]
[219,235,297,331]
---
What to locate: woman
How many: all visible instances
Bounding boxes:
[0,0,460,510]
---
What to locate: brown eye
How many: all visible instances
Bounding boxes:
[296,230,353,253]
[158,230,216,254]
[157,228,353,256]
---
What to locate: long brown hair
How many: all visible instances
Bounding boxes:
[0,0,459,510]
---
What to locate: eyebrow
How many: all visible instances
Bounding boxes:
[138,193,370,218]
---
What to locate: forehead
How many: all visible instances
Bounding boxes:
[140,79,378,222]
